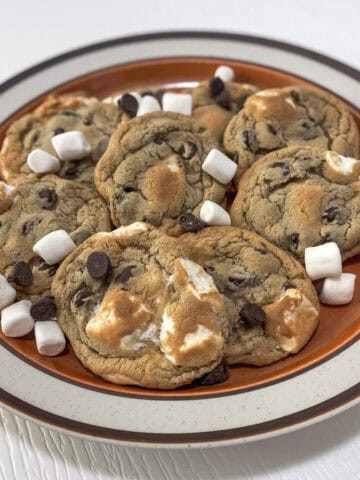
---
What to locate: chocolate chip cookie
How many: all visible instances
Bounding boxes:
[189,80,258,143]
[184,226,319,365]
[52,223,228,389]
[224,86,360,179]
[231,146,360,262]
[94,111,227,235]
[0,94,120,184]
[0,175,111,300]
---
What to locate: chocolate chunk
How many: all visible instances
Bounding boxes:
[155,89,165,107]
[236,94,250,112]
[242,129,257,153]
[8,261,33,286]
[321,206,349,225]
[120,93,139,118]
[179,212,204,232]
[201,364,230,386]
[53,127,65,136]
[30,297,57,321]
[86,251,112,278]
[63,162,79,178]
[267,124,277,135]
[153,135,164,145]
[289,233,299,250]
[115,265,136,283]
[177,142,197,160]
[240,303,266,327]
[216,90,231,110]
[38,188,58,209]
[209,77,225,98]
[72,287,93,307]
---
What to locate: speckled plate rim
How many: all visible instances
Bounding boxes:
[0,31,359,448]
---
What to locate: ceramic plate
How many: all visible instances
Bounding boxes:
[0,31,359,448]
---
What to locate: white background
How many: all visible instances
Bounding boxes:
[0,0,359,479]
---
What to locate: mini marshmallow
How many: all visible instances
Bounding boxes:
[137,95,161,116]
[202,149,237,184]
[51,131,92,161]
[214,65,235,82]
[34,320,66,356]
[33,230,76,265]
[304,242,342,281]
[0,275,16,310]
[320,273,356,305]
[1,300,34,337]
[27,149,60,174]
[200,200,231,226]
[162,92,192,115]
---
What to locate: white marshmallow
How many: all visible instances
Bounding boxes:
[320,273,356,305]
[162,92,192,115]
[200,200,231,226]
[0,275,16,310]
[27,149,60,174]
[304,242,342,280]
[51,131,92,161]
[214,65,235,82]
[34,320,66,356]
[136,95,161,116]
[1,300,34,337]
[33,230,76,265]
[325,151,359,175]
[202,149,237,184]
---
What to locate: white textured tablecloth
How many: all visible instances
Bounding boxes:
[0,1,359,478]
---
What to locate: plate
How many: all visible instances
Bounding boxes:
[0,31,359,448]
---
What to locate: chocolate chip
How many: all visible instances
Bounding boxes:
[209,77,225,98]
[242,129,257,153]
[290,91,300,103]
[47,265,58,277]
[228,272,255,288]
[33,257,59,276]
[141,90,155,97]
[38,188,58,209]
[63,163,79,178]
[71,229,91,245]
[61,110,77,117]
[236,94,250,112]
[267,124,277,135]
[93,137,109,161]
[21,219,41,236]
[216,90,231,110]
[289,233,299,250]
[53,127,65,136]
[124,186,135,193]
[321,206,349,225]
[201,364,230,386]
[313,279,324,295]
[254,248,267,255]
[240,303,266,327]
[269,161,290,176]
[204,266,215,274]
[120,93,139,118]
[177,142,197,160]
[30,297,57,321]
[8,261,33,286]
[153,135,164,145]
[179,212,204,232]
[72,287,93,307]
[83,118,92,126]
[318,233,333,245]
[115,265,136,283]
[86,251,112,278]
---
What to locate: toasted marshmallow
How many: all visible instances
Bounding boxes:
[177,258,218,298]
[86,290,151,349]
[265,289,319,353]
[325,151,360,178]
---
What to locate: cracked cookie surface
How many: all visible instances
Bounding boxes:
[0,175,111,300]
[94,111,227,236]
[0,94,120,185]
[189,80,258,143]
[52,223,227,389]
[231,146,360,262]
[184,226,319,366]
[224,86,359,178]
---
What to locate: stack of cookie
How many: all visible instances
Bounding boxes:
[0,64,358,390]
